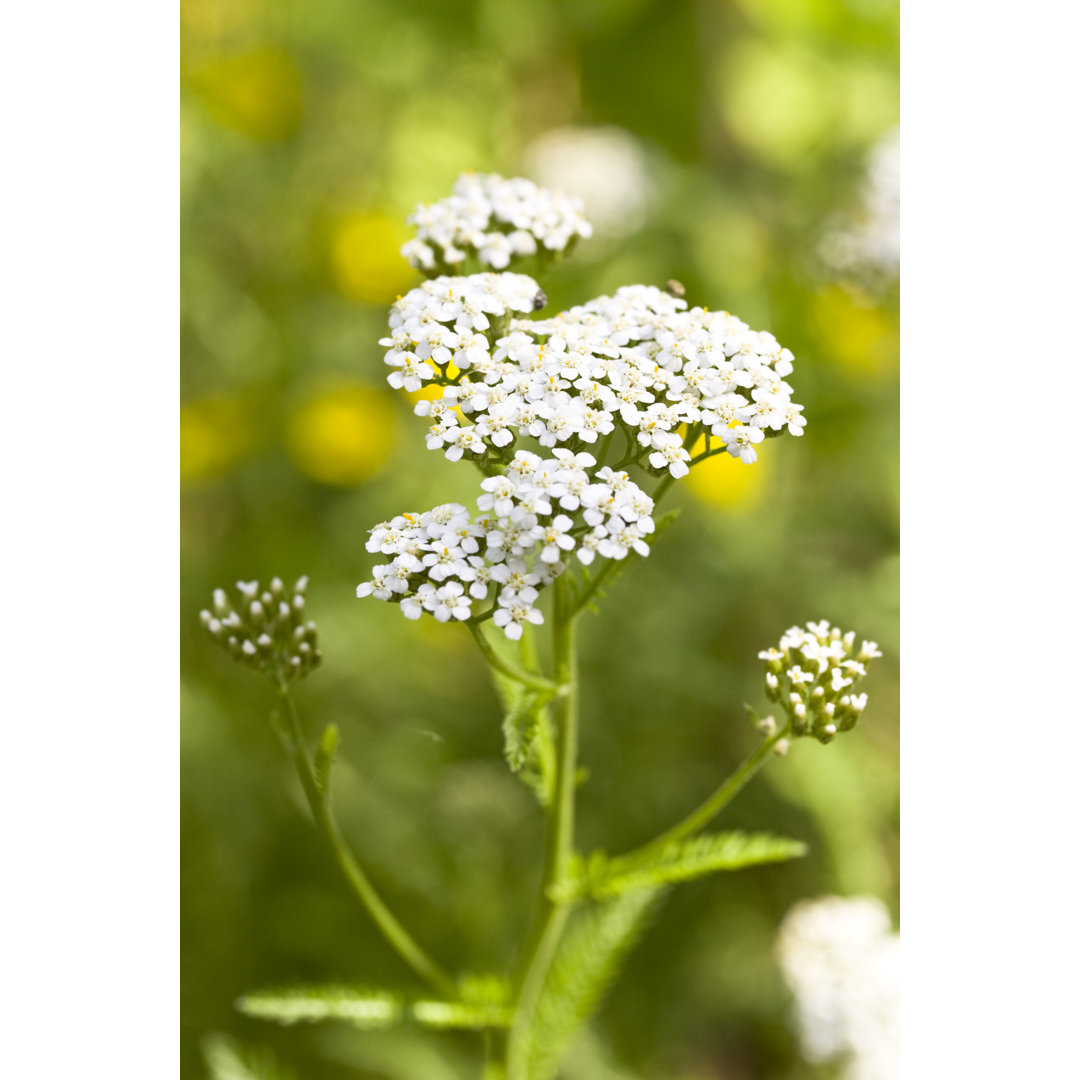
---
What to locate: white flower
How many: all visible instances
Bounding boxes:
[776,896,899,1080]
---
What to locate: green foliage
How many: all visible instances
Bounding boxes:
[488,630,556,804]
[312,722,339,796]
[558,832,808,901]
[411,1000,513,1030]
[236,985,402,1028]
[238,979,516,1033]
[524,889,664,1080]
[202,1034,297,1080]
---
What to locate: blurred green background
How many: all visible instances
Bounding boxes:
[181,0,899,1076]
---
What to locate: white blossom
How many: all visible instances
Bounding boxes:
[776,896,899,1080]
[402,173,593,272]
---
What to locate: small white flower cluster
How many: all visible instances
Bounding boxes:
[401,173,593,272]
[389,280,803,472]
[776,896,899,1080]
[820,129,900,285]
[380,272,543,394]
[355,449,656,639]
[200,577,321,683]
[760,620,881,743]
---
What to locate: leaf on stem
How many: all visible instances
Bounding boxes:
[524,889,663,1080]
[313,723,340,796]
[410,1000,514,1030]
[236,985,403,1029]
[561,832,808,901]
[203,1033,298,1080]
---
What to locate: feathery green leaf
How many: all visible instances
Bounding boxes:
[236,984,403,1028]
[203,1034,297,1080]
[410,1000,513,1030]
[569,832,807,900]
[525,889,663,1080]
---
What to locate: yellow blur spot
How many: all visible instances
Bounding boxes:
[181,0,260,41]
[180,397,252,482]
[720,40,832,168]
[286,384,396,487]
[810,286,898,377]
[685,449,770,510]
[331,212,418,304]
[193,47,302,142]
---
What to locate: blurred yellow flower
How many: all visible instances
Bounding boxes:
[719,40,832,168]
[330,212,418,304]
[684,450,770,510]
[191,47,302,142]
[286,384,397,487]
[181,0,260,41]
[810,286,898,377]
[180,397,253,482]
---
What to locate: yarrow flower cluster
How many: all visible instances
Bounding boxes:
[386,278,804,473]
[776,896,899,1080]
[401,173,593,273]
[355,449,656,639]
[760,621,881,743]
[362,175,807,644]
[201,577,321,684]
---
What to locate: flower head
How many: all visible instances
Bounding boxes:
[201,576,321,686]
[760,620,879,742]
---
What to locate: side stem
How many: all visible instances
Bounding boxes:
[274,688,458,998]
[616,725,790,867]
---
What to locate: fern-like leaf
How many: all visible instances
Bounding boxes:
[411,1000,514,1030]
[236,984,403,1028]
[202,1033,297,1080]
[577,832,807,900]
[525,889,663,1080]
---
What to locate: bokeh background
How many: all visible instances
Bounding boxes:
[180,0,899,1076]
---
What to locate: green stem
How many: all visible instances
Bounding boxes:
[273,688,458,998]
[616,725,790,867]
[506,577,580,1080]
[468,621,562,695]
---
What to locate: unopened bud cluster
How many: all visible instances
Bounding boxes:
[200,577,321,685]
[759,620,881,743]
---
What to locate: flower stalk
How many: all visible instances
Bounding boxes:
[270,684,458,999]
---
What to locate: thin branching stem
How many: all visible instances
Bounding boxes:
[467,621,562,694]
[615,724,792,868]
[272,687,458,998]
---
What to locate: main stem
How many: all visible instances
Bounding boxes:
[506,576,579,1079]
[275,689,458,998]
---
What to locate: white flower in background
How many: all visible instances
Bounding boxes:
[356,449,657,638]
[402,173,593,272]
[522,126,651,237]
[820,128,900,283]
[777,896,899,1080]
